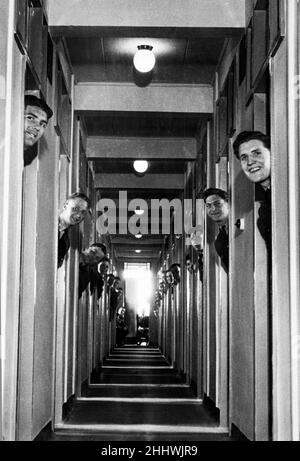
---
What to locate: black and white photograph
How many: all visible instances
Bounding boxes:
[0,0,300,448]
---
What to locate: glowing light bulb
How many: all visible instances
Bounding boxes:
[133,160,149,174]
[133,45,156,73]
[135,208,145,216]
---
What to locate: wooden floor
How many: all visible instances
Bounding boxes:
[45,345,241,441]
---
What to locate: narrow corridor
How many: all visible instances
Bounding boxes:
[1,0,300,443]
[48,345,231,441]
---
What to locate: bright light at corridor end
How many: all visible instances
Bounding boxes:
[133,160,149,174]
[133,45,156,73]
[123,264,153,317]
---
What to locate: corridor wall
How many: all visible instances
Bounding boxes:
[0,0,25,441]
[211,0,293,441]
[0,0,62,440]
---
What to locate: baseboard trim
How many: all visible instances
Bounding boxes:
[230,423,250,441]
[33,421,52,441]
[203,393,220,421]
[62,393,76,420]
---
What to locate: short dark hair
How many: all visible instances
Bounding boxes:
[25,95,53,120]
[100,256,110,263]
[233,131,270,159]
[201,188,228,203]
[68,192,91,209]
[91,243,107,255]
[169,263,180,271]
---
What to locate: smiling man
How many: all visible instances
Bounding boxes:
[58,192,91,267]
[78,243,107,299]
[233,131,271,252]
[202,188,229,273]
[24,95,53,150]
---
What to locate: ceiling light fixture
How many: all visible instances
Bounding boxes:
[135,232,143,239]
[135,249,142,253]
[133,45,156,73]
[133,160,149,174]
[135,207,145,216]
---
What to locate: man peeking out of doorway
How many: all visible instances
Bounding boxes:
[233,131,271,253]
[202,188,229,273]
[58,192,91,267]
[24,94,53,165]
[78,243,107,299]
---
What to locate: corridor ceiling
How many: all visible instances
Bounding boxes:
[47,0,246,264]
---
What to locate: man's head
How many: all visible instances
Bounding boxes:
[164,270,174,286]
[169,263,181,285]
[202,188,229,225]
[185,254,195,273]
[82,243,107,266]
[24,95,53,150]
[59,192,91,230]
[118,307,126,317]
[233,131,271,188]
[99,257,110,275]
[113,277,121,290]
[107,274,115,288]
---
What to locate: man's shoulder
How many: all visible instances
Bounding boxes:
[255,184,271,202]
[59,228,69,241]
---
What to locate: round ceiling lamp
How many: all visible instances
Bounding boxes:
[133,45,156,73]
[135,232,143,238]
[135,249,142,254]
[133,160,149,174]
[135,207,145,216]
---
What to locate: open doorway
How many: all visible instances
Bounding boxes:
[123,262,154,346]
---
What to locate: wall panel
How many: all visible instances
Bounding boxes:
[1,15,25,440]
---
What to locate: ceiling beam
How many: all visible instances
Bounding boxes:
[116,254,160,259]
[95,173,184,189]
[111,238,163,245]
[116,258,160,263]
[73,64,215,85]
[46,0,246,31]
[114,246,162,252]
[75,83,213,114]
[87,137,196,160]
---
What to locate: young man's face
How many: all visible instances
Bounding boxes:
[113,279,121,290]
[205,194,229,224]
[165,272,173,284]
[24,105,48,149]
[99,261,109,275]
[83,246,105,266]
[61,198,89,228]
[238,139,271,188]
